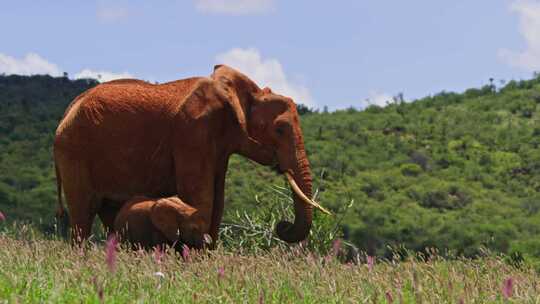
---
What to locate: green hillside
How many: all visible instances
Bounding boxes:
[1,74,539,259]
[0,75,98,227]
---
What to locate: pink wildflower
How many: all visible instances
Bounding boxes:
[502,277,513,299]
[181,244,190,262]
[105,234,118,273]
[203,234,213,245]
[307,252,316,264]
[217,267,225,280]
[92,276,104,302]
[324,253,332,264]
[332,239,342,256]
[153,245,163,265]
[0,211,5,221]
[367,255,375,272]
[258,291,264,304]
[385,290,393,303]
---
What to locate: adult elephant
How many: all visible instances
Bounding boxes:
[54,65,327,246]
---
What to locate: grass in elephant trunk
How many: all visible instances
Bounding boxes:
[219,184,345,255]
[0,230,539,303]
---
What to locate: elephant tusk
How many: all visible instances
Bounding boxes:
[284,172,332,215]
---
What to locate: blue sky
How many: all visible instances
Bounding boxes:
[1,0,540,109]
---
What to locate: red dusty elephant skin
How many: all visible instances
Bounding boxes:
[54,64,323,246]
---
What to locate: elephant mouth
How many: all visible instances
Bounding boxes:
[272,163,282,174]
[270,153,282,174]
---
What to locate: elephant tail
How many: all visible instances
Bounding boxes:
[54,160,66,220]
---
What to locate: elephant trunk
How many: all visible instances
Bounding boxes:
[276,140,314,243]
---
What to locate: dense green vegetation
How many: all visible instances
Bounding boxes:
[0,75,98,228]
[1,74,539,261]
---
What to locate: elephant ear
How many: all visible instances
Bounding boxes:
[150,200,180,242]
[150,197,197,242]
[211,64,261,138]
[179,77,249,139]
[217,77,249,137]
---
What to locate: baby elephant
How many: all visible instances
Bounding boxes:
[114,196,206,250]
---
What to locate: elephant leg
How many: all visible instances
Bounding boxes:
[175,170,215,240]
[172,128,221,246]
[209,163,228,248]
[57,156,99,244]
[174,145,216,231]
[208,199,223,247]
[97,199,121,236]
[64,189,99,244]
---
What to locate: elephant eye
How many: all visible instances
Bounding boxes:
[275,127,285,136]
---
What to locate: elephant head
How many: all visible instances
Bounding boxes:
[211,65,329,243]
[149,197,206,248]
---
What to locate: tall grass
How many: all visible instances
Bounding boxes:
[0,230,539,303]
[1,187,539,303]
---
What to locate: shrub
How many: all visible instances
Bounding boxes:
[220,185,353,255]
[408,182,472,210]
[520,195,540,215]
[400,163,422,177]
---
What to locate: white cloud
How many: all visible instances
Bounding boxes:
[216,48,314,107]
[499,0,540,71]
[74,69,133,82]
[195,0,273,15]
[360,91,393,108]
[0,52,133,82]
[0,53,62,76]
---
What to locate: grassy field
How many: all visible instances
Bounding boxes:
[0,227,539,303]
